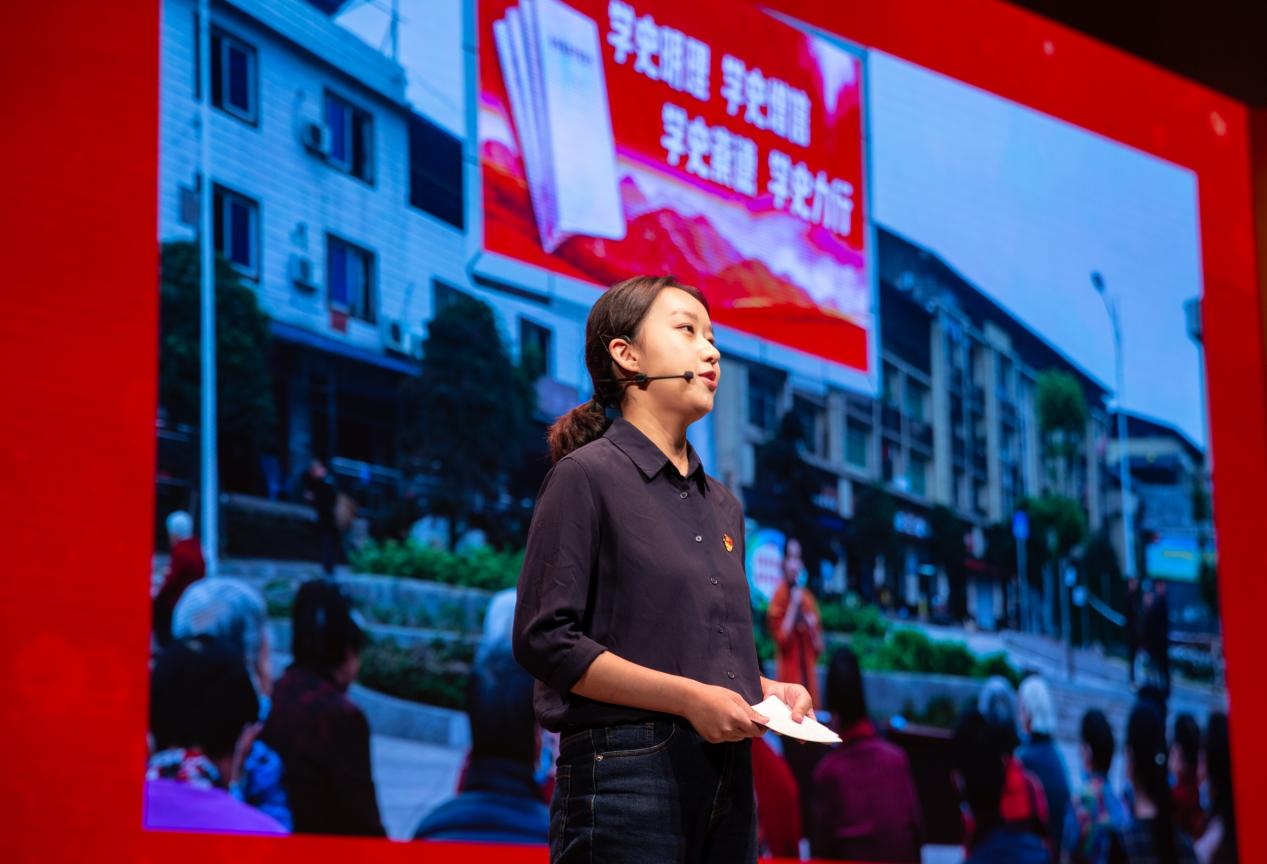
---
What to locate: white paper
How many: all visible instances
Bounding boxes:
[751,695,842,744]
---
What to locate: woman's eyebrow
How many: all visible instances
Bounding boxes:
[670,308,715,343]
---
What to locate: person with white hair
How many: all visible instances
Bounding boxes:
[1017,674,1071,860]
[152,510,205,645]
[970,675,1052,850]
[171,578,292,830]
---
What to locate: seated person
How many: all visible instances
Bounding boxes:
[413,646,549,844]
[145,635,286,835]
[172,577,291,829]
[261,578,384,836]
[953,709,1049,864]
[809,647,923,862]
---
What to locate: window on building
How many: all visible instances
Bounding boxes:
[325,91,374,182]
[908,454,928,497]
[519,318,551,380]
[845,420,870,469]
[793,396,828,459]
[904,380,928,423]
[409,113,463,229]
[327,234,375,322]
[747,366,783,432]
[207,28,257,124]
[212,184,259,278]
[882,362,901,407]
[882,442,896,483]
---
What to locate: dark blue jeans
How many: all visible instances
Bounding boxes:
[550,719,757,863]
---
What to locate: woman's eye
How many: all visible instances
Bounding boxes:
[680,324,694,334]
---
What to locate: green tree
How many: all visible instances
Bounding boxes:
[1035,370,1089,499]
[750,411,831,588]
[159,241,277,493]
[851,481,898,602]
[401,293,537,549]
[1023,493,1087,635]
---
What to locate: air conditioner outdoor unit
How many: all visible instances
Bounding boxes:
[384,318,409,354]
[300,121,330,156]
[288,254,317,291]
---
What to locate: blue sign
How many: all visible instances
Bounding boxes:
[1012,511,1029,541]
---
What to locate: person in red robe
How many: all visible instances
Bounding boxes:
[153,510,205,645]
[766,536,824,710]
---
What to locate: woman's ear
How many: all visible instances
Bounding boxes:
[608,333,640,376]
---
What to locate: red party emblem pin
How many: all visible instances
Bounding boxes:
[722,533,734,552]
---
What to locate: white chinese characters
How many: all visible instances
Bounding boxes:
[608,1,710,101]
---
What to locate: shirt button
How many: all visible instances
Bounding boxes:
[680,491,689,499]
[710,578,719,585]
[717,626,724,634]
[694,535,703,542]
[727,671,736,679]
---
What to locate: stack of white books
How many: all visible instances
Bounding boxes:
[492,0,628,252]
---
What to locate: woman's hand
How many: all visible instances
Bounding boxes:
[683,682,769,743]
[760,678,815,723]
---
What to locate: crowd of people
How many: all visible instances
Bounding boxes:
[146,563,385,837]
[147,517,1234,863]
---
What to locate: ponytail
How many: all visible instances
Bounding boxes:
[547,397,611,463]
[1128,701,1179,864]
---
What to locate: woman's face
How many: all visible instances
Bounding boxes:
[617,287,720,421]
[783,538,804,584]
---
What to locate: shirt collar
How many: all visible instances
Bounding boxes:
[604,417,707,489]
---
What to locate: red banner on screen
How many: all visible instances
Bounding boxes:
[478,0,871,371]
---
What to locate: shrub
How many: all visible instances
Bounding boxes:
[819,601,889,639]
[357,637,473,710]
[349,540,524,592]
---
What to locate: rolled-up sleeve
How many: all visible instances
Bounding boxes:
[512,457,607,693]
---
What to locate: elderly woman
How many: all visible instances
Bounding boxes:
[1017,675,1071,860]
[172,577,291,830]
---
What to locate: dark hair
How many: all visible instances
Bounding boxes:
[546,275,708,463]
[1204,712,1237,863]
[150,635,259,760]
[1172,712,1200,774]
[953,709,1007,846]
[1081,708,1115,776]
[825,646,867,727]
[466,647,537,765]
[292,578,365,673]
[1127,699,1178,864]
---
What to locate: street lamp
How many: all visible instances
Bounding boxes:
[1092,272,1135,579]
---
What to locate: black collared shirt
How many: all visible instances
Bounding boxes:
[512,416,763,732]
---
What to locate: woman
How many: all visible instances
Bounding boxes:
[1194,713,1236,864]
[810,647,923,863]
[172,577,291,830]
[145,636,286,835]
[513,276,813,863]
[767,535,825,709]
[1018,675,1071,860]
[261,578,384,837]
[1122,700,1198,864]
